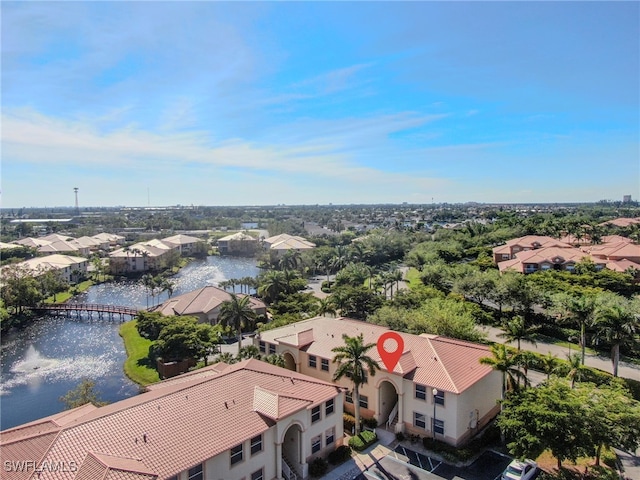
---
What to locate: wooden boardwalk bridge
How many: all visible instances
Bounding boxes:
[33,303,140,321]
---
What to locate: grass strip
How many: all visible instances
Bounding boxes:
[119,320,160,386]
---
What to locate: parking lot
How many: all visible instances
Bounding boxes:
[356,448,520,480]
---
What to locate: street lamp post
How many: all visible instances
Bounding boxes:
[432,388,438,439]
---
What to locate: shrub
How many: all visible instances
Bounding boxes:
[328,445,352,465]
[343,413,356,433]
[348,430,378,451]
[395,432,405,442]
[308,457,328,477]
[321,281,334,293]
[362,417,378,429]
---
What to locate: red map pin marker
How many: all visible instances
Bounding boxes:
[377,332,404,372]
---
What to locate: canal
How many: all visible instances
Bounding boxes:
[0,256,260,430]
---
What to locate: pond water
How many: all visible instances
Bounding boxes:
[0,256,260,430]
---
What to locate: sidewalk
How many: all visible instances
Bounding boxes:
[320,428,396,480]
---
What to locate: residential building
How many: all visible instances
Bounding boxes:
[492,235,573,263]
[263,234,315,257]
[217,232,259,256]
[162,234,206,256]
[0,359,344,480]
[497,247,606,274]
[109,242,173,274]
[2,254,88,283]
[151,286,267,324]
[256,317,501,447]
[598,217,640,228]
[92,232,126,248]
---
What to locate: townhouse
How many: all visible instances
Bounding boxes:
[3,254,89,284]
[0,359,344,480]
[256,317,501,447]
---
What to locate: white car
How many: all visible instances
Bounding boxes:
[501,459,538,480]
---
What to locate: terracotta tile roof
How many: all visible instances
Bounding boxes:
[1,359,341,480]
[73,453,157,480]
[259,317,494,394]
[606,258,640,272]
[264,234,315,250]
[598,217,640,228]
[152,286,265,318]
[217,232,257,242]
[161,234,202,246]
[586,242,640,260]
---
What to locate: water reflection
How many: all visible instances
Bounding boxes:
[0,256,259,430]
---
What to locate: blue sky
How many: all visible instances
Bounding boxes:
[2,1,638,207]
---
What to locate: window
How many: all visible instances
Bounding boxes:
[188,464,203,480]
[311,405,321,423]
[321,358,329,371]
[311,435,321,454]
[413,412,426,429]
[259,341,266,353]
[501,254,510,260]
[250,434,263,455]
[325,427,335,446]
[167,476,178,480]
[434,390,445,406]
[415,384,426,400]
[251,468,264,480]
[308,355,317,368]
[434,419,444,435]
[345,391,353,404]
[268,343,276,355]
[230,443,243,466]
[325,398,334,416]
[359,395,368,409]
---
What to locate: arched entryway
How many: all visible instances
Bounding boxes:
[282,423,303,478]
[283,352,296,371]
[378,380,398,428]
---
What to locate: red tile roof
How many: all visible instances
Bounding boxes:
[260,317,494,394]
[1,360,341,480]
[152,286,265,318]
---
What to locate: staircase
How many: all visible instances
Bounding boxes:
[386,401,399,429]
[282,456,298,480]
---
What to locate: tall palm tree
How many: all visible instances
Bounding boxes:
[594,299,638,377]
[332,333,380,435]
[551,292,598,365]
[541,351,558,380]
[316,297,336,317]
[257,270,287,304]
[218,294,257,356]
[479,344,528,407]
[497,315,539,351]
[565,352,584,388]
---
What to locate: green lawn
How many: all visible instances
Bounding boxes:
[119,320,160,386]
[404,267,422,289]
[44,280,94,304]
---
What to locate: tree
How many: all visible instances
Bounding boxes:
[59,379,108,409]
[315,297,336,317]
[332,333,380,435]
[218,294,257,356]
[565,352,585,389]
[152,316,219,362]
[136,311,172,340]
[577,380,640,466]
[330,285,383,320]
[497,315,538,351]
[594,295,639,377]
[0,264,44,314]
[498,378,591,469]
[257,270,287,304]
[264,353,286,367]
[551,292,599,365]
[541,351,558,380]
[479,344,528,407]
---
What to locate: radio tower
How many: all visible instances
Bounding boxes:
[74,187,79,214]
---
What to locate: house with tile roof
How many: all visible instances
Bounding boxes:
[0,359,344,480]
[217,232,259,256]
[256,317,501,447]
[496,246,606,274]
[1,254,89,284]
[263,234,316,257]
[162,234,206,256]
[492,235,573,264]
[151,286,267,324]
[109,240,179,274]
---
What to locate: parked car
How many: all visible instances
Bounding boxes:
[501,459,538,480]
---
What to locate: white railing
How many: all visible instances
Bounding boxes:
[386,402,398,428]
[282,458,297,480]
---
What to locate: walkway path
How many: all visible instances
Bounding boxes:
[480,325,640,381]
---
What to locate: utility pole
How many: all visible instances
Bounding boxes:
[74,187,79,214]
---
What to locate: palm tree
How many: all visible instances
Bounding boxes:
[257,270,287,304]
[479,344,528,407]
[541,351,558,380]
[316,297,336,317]
[332,333,380,435]
[218,294,257,356]
[594,299,639,377]
[551,292,598,365]
[497,315,539,351]
[565,352,584,388]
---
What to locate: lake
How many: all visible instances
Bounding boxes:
[0,256,260,430]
